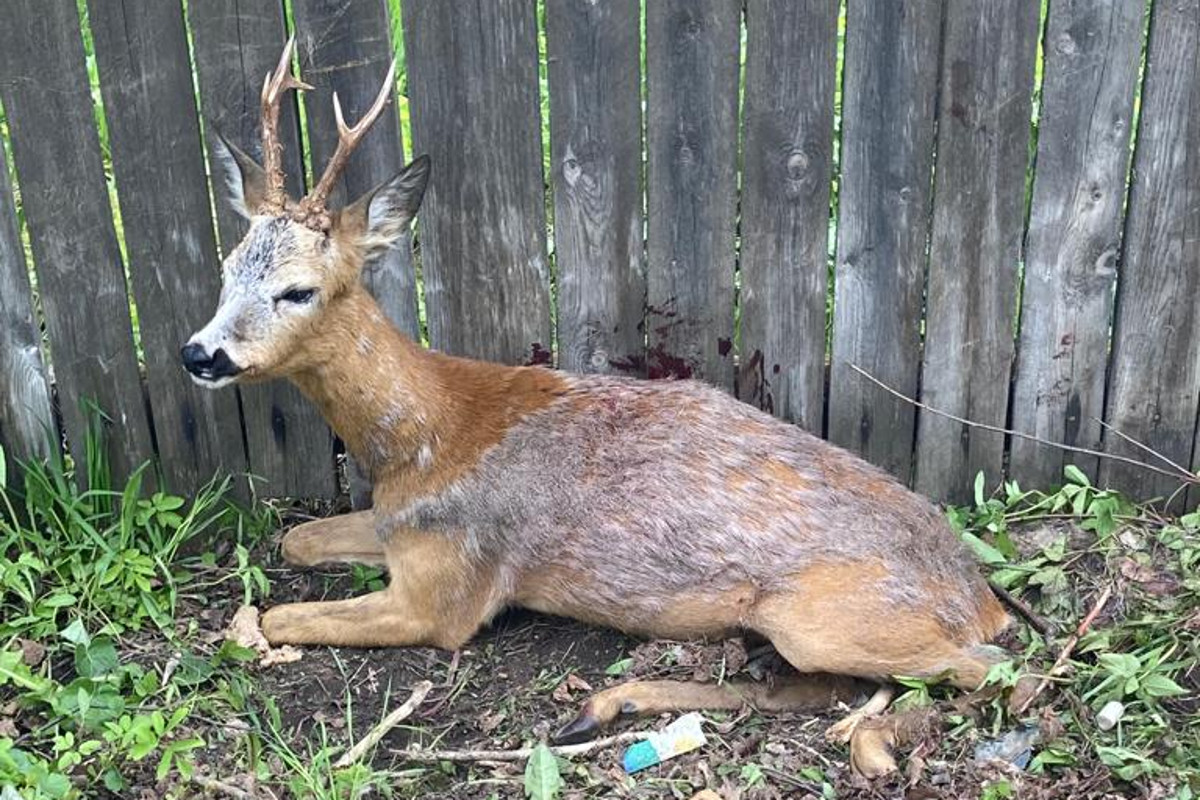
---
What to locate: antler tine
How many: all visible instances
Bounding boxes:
[298,58,397,227]
[259,35,313,212]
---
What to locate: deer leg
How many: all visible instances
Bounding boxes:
[553,674,870,745]
[752,572,1015,779]
[280,510,385,567]
[263,528,498,649]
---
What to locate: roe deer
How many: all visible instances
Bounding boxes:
[184,39,1029,777]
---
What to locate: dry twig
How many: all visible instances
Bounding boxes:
[395,730,650,764]
[1017,584,1113,715]
[988,580,1055,637]
[336,680,434,768]
[849,364,1196,486]
[189,774,276,800]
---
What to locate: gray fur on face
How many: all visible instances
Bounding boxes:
[188,218,310,368]
[375,376,991,635]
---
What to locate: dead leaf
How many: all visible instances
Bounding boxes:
[224,605,302,668]
[0,717,18,738]
[19,638,45,667]
[477,710,506,734]
[225,605,270,654]
[552,673,594,703]
[722,639,748,676]
[259,645,303,667]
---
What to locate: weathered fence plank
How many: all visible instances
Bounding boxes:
[1009,0,1145,490]
[189,0,337,499]
[1103,0,1200,506]
[0,133,53,472]
[0,0,154,482]
[644,0,741,389]
[738,0,838,430]
[828,0,944,482]
[88,0,248,495]
[403,0,551,364]
[914,0,1040,503]
[546,0,646,376]
[293,0,418,339]
[292,0,416,507]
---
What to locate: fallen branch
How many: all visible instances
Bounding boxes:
[988,579,1054,637]
[336,680,434,768]
[1017,584,1113,715]
[395,730,650,763]
[189,775,276,800]
[849,364,1196,486]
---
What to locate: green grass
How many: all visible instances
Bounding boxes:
[0,419,274,798]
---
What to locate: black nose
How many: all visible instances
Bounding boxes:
[180,343,242,380]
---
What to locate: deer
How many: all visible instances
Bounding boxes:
[183,39,1032,778]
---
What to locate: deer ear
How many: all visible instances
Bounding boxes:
[210,128,269,218]
[337,155,431,259]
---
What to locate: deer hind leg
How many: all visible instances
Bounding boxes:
[553,673,871,745]
[280,510,385,567]
[752,568,1012,778]
[263,528,499,649]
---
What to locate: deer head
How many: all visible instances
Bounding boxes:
[183,38,429,388]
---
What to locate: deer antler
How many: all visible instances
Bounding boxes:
[294,58,397,231]
[259,36,313,213]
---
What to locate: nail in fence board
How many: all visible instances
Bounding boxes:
[738,0,838,430]
[644,0,740,389]
[914,0,1040,504]
[189,0,337,499]
[1009,0,1145,489]
[292,0,417,508]
[0,133,53,472]
[1103,0,1200,506]
[0,0,154,482]
[546,0,646,377]
[403,0,551,365]
[828,0,944,483]
[88,0,249,496]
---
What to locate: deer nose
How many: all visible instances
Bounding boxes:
[180,342,242,380]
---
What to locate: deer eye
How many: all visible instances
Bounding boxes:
[275,288,316,305]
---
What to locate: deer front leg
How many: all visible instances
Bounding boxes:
[280,510,385,567]
[263,528,499,649]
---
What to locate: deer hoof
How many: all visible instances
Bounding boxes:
[552,708,601,745]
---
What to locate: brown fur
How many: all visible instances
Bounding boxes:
[191,118,1019,778]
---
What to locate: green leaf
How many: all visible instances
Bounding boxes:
[75,638,119,678]
[961,532,1007,565]
[1140,673,1186,698]
[523,744,563,800]
[604,657,633,677]
[974,472,986,508]
[60,618,90,646]
[1098,652,1141,679]
[1063,464,1090,487]
[155,494,186,511]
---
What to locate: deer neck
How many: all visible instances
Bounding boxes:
[289,289,445,481]
[287,287,570,497]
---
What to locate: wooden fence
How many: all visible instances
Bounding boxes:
[0,0,1197,508]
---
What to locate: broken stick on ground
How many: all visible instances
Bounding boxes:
[336,680,434,768]
[395,730,651,764]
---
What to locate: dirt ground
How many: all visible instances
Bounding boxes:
[163,518,1155,800]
